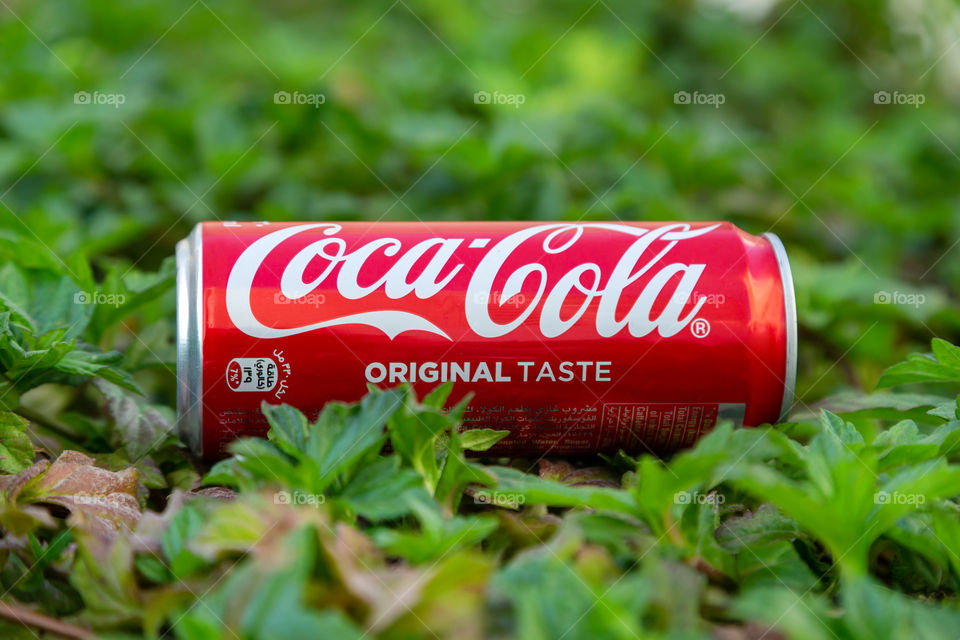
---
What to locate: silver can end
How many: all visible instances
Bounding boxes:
[176,224,204,455]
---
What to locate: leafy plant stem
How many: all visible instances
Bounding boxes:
[0,600,93,639]
[16,406,85,447]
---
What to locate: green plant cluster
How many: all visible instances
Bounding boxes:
[1,0,959,638]
[3,342,960,638]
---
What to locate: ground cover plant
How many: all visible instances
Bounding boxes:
[1,0,960,638]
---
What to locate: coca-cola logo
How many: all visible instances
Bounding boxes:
[225,223,719,341]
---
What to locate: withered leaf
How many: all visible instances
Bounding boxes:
[94,379,175,460]
[322,523,430,633]
[538,459,620,487]
[16,451,141,542]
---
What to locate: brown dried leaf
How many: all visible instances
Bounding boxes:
[17,451,141,542]
[398,553,493,640]
[538,459,575,481]
[561,467,620,488]
[188,491,322,562]
[0,459,50,499]
[321,522,431,633]
[187,486,237,501]
[537,459,619,487]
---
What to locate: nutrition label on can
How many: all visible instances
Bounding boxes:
[599,402,721,451]
[458,401,745,455]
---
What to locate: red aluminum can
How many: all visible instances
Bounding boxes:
[176,221,796,458]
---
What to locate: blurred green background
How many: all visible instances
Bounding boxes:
[1,0,959,411]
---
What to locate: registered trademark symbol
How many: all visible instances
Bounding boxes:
[691,318,710,338]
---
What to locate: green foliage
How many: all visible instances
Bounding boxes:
[0,0,959,638]
[3,337,960,640]
[0,412,33,473]
[878,339,960,387]
[205,384,502,522]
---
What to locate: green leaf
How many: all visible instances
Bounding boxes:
[931,338,960,370]
[84,257,176,343]
[371,497,497,563]
[336,455,428,521]
[0,263,91,338]
[227,437,300,488]
[263,402,309,453]
[488,466,634,514]
[0,411,33,473]
[938,423,960,458]
[716,503,802,550]
[928,398,960,421]
[843,576,960,639]
[0,313,139,393]
[878,339,960,387]
[387,387,459,493]
[202,457,249,489]
[810,390,955,423]
[434,411,496,513]
[181,515,366,640]
[161,503,209,580]
[459,428,509,451]
[733,586,838,640]
[302,387,405,492]
[70,531,141,627]
[819,409,865,447]
[0,376,20,411]
[490,543,700,638]
[873,420,941,472]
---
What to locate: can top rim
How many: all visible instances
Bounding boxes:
[762,232,797,423]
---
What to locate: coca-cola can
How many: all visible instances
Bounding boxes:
[176,221,796,458]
